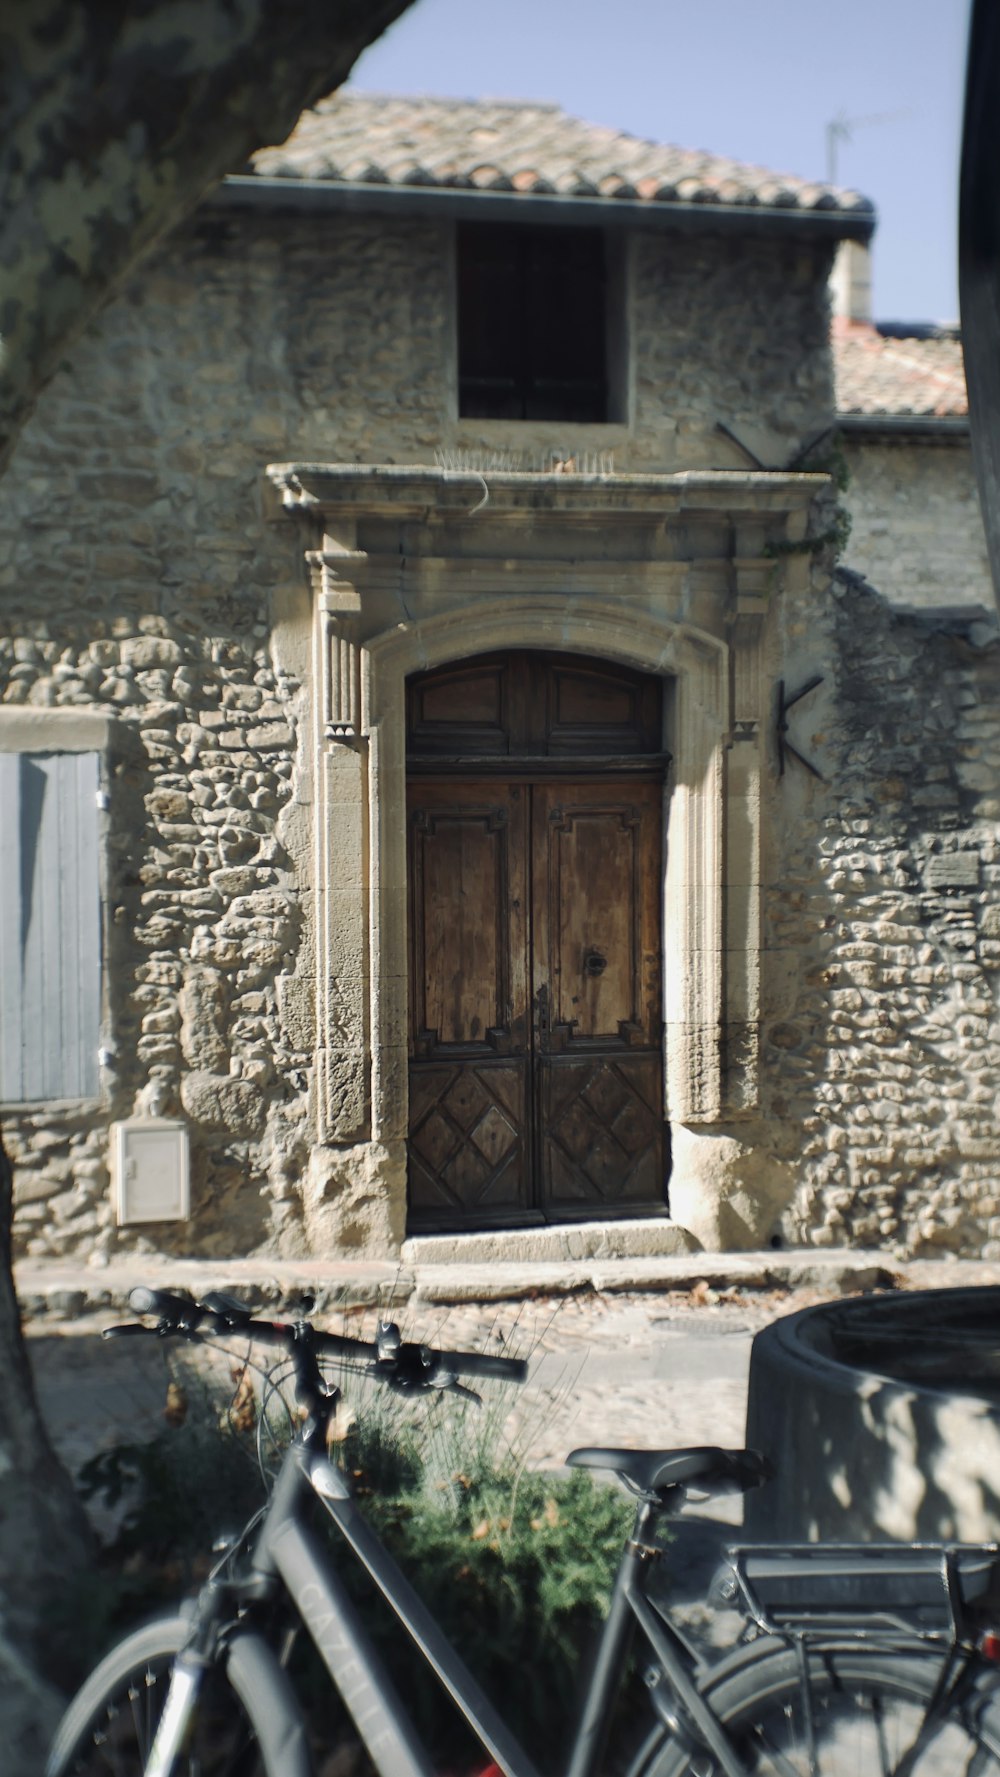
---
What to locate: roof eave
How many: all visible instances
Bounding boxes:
[836,413,970,441]
[212,172,876,242]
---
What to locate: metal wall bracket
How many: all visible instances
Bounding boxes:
[777,676,825,780]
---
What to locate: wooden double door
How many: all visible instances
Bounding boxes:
[406,652,667,1232]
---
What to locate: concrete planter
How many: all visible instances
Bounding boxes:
[745,1286,1000,1543]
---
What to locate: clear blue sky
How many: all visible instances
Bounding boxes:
[350,0,970,325]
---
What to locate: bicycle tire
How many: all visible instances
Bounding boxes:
[45,1612,313,1776]
[638,1638,1000,1774]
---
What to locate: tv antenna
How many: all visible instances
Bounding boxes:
[825,108,909,185]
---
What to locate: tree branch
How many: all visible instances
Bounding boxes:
[0,0,413,468]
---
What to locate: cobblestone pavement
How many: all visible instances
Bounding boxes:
[405,1289,766,1475]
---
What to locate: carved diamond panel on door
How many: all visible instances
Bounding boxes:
[408,1060,527,1223]
[540,1054,664,1214]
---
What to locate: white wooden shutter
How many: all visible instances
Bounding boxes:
[0,751,102,1102]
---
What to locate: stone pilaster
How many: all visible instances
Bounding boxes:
[311,554,371,1146]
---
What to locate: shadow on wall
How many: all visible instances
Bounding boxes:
[745,1286,1000,1543]
[767,569,1000,1258]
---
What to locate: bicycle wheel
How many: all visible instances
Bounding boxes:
[46,1612,312,1776]
[640,1639,1000,1774]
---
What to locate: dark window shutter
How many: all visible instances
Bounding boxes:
[458,223,608,422]
[0,751,101,1102]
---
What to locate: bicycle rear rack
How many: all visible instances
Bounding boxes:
[722,1542,1000,1645]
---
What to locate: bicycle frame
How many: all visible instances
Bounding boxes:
[61,1294,1000,1777]
[256,1441,753,1777]
[146,1433,756,1777]
[58,1293,1000,1777]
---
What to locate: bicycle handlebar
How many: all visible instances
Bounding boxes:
[105,1285,529,1389]
[432,1345,530,1382]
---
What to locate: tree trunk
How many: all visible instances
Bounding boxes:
[0,6,415,1762]
[0,0,413,468]
[0,1127,94,1770]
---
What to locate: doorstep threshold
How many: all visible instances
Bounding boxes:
[401,1218,698,1267]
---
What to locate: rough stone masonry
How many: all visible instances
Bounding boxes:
[1,182,999,1264]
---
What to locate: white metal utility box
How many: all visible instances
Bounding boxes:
[111,1118,190,1224]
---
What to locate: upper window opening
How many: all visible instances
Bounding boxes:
[457,223,610,423]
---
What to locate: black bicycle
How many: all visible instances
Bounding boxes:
[47,1287,1000,1775]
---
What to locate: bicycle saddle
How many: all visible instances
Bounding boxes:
[566,1445,770,1499]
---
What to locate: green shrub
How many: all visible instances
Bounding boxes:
[73,1349,638,1772]
[346,1444,634,1764]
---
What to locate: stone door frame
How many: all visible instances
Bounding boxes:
[267,463,825,1253]
[364,597,726,1147]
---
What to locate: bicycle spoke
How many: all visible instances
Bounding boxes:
[752,1678,1000,1776]
[129,1676,151,1760]
[872,1688,894,1777]
[52,1650,271,1776]
[746,1711,806,1777]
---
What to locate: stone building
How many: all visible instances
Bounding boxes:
[832,242,988,615]
[1,93,997,1267]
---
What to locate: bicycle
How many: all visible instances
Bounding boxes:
[46,1285,1000,1776]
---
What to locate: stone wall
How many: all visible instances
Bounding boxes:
[632,233,833,469]
[762,562,1000,1258]
[841,433,991,611]
[0,203,836,1264]
[8,192,998,1263]
[0,604,313,1260]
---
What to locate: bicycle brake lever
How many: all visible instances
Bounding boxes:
[423,1364,482,1406]
[200,1290,257,1330]
[444,1380,482,1407]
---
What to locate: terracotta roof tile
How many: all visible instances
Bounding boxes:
[833,319,968,418]
[250,90,872,219]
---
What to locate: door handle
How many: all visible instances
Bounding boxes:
[583,948,607,978]
[533,982,550,1036]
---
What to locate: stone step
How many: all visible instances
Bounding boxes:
[12,1244,970,1323]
